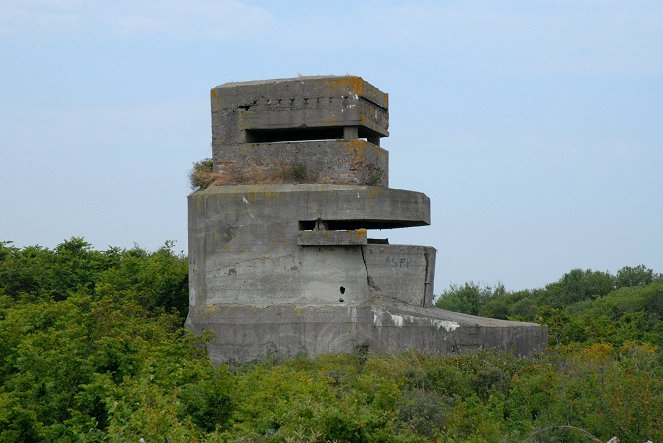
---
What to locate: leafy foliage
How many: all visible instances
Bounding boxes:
[0,241,661,441]
[0,238,188,316]
[435,282,506,315]
[436,265,663,347]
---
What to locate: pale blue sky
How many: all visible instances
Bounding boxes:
[1,0,661,291]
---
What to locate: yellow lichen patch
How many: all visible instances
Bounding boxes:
[342,139,367,163]
[205,304,223,314]
[211,89,218,97]
[237,111,247,129]
[325,115,339,126]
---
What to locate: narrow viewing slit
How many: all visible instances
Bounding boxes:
[299,219,424,230]
[246,127,344,143]
[245,127,382,144]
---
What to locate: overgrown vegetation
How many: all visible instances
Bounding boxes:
[279,162,308,183]
[0,240,661,441]
[188,159,311,189]
[189,158,216,190]
[367,168,384,186]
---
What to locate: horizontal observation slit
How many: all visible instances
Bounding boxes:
[246,127,344,143]
[299,219,427,231]
[244,127,382,144]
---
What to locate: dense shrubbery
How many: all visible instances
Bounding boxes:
[0,238,188,316]
[436,266,663,347]
[0,240,661,441]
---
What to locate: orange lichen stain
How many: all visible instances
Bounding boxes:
[322,76,364,99]
[355,229,367,241]
[336,76,365,97]
[293,305,304,317]
[348,77,365,97]
[369,189,376,199]
[211,89,218,97]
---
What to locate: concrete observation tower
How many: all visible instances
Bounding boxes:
[185,76,546,363]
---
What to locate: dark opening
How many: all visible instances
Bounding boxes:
[300,219,426,230]
[299,220,317,231]
[246,127,344,143]
[245,127,382,144]
[367,238,390,244]
[339,286,346,294]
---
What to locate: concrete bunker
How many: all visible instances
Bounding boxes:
[186,76,547,363]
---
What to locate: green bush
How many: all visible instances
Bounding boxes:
[281,163,308,182]
[437,266,663,347]
[1,241,661,441]
[189,158,215,190]
[179,377,233,432]
[0,238,188,317]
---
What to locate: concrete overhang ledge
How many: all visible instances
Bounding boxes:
[190,184,431,228]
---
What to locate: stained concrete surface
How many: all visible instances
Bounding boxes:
[186,76,547,363]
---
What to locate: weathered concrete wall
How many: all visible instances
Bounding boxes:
[187,182,547,363]
[186,299,547,363]
[298,229,368,246]
[212,139,388,186]
[363,245,436,307]
[211,76,389,146]
[188,184,431,308]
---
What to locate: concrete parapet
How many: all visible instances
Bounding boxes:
[211,76,388,146]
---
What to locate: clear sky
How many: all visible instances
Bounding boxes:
[1,0,661,291]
